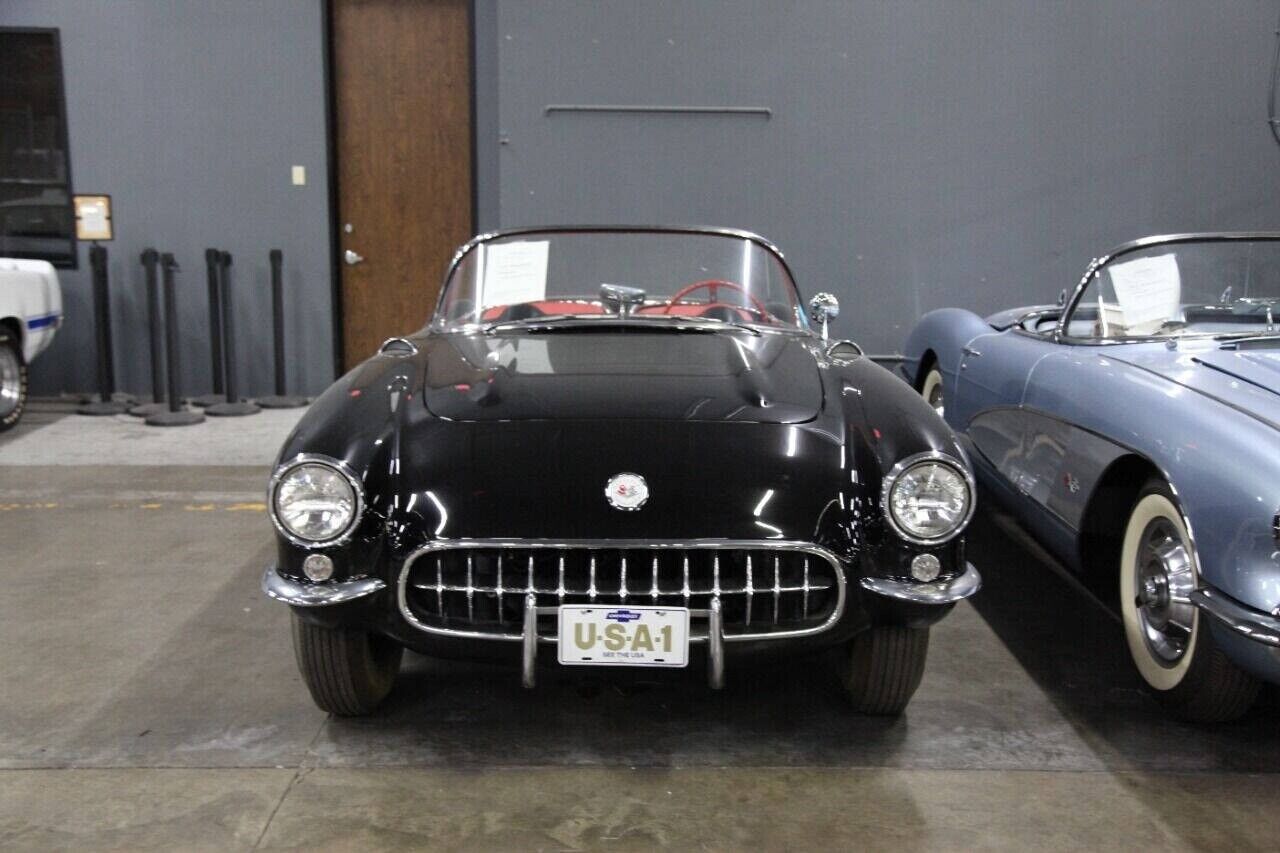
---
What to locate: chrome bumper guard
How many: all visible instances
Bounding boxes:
[1190,587,1280,648]
[519,594,726,690]
[859,562,982,605]
[262,566,386,607]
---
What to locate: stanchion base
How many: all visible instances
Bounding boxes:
[189,394,225,408]
[127,402,168,417]
[78,400,132,416]
[145,409,206,427]
[206,400,261,417]
[77,392,137,405]
[256,394,310,409]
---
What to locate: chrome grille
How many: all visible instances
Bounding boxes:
[397,541,845,642]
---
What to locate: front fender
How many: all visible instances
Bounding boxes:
[272,345,429,581]
[1026,350,1280,614]
[899,307,991,392]
[828,355,973,582]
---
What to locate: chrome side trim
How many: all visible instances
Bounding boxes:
[262,566,385,607]
[860,562,982,605]
[395,539,848,643]
[879,451,977,547]
[1190,587,1280,648]
[267,453,366,550]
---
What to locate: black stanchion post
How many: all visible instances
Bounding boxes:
[145,253,204,427]
[78,244,133,415]
[191,248,226,407]
[128,248,168,417]
[257,248,308,409]
[206,251,259,417]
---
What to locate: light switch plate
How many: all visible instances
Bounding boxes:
[291,165,306,186]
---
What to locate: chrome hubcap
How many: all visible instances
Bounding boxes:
[927,383,944,418]
[0,345,20,420]
[1133,517,1195,666]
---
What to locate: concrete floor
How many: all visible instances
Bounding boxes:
[1,401,1277,850]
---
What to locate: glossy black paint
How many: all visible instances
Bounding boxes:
[273,317,972,656]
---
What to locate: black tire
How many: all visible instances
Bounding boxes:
[1119,478,1261,723]
[839,625,930,715]
[291,613,403,716]
[0,331,28,433]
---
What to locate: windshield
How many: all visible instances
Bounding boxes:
[433,229,806,331]
[1063,237,1280,340]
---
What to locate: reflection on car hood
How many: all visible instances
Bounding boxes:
[422,330,824,423]
[1108,342,1280,429]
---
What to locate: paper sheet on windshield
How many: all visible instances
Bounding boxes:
[481,240,549,308]
[1107,253,1181,332]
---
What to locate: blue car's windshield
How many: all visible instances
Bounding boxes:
[1065,237,1280,340]
[433,229,806,332]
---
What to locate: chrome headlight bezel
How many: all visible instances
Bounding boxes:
[268,453,365,549]
[880,451,976,547]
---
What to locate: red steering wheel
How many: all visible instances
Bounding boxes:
[663,279,771,320]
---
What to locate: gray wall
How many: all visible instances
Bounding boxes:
[482,0,1280,354]
[9,0,1278,395]
[0,0,334,397]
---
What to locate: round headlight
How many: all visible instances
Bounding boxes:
[883,454,974,545]
[270,456,363,546]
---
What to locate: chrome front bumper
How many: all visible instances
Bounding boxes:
[262,567,385,607]
[1191,587,1280,648]
[264,559,979,691]
[859,562,982,605]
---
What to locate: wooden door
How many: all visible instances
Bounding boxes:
[332,0,473,368]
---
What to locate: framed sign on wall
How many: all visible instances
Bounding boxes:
[73,194,113,241]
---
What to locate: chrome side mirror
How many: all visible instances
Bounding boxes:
[808,292,840,340]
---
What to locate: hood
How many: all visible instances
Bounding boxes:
[1108,341,1280,429]
[393,417,844,541]
[422,330,824,423]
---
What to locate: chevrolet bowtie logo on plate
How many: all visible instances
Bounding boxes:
[605,609,643,623]
[605,472,649,510]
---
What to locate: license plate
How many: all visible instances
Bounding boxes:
[557,605,689,667]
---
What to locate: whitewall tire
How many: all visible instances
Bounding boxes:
[1118,479,1260,721]
[921,367,944,419]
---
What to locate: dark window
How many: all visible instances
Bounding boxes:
[0,28,75,268]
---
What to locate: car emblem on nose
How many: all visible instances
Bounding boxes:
[605,472,648,510]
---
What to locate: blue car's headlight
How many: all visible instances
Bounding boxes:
[882,453,975,546]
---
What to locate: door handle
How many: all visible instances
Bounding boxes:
[962,345,982,358]
[344,249,365,266]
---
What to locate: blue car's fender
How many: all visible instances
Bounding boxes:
[1024,347,1280,618]
[898,308,991,400]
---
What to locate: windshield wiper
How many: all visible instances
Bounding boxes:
[482,314,583,333]
[654,314,762,336]
[483,313,762,336]
[1217,332,1280,349]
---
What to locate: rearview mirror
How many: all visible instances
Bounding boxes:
[808,292,840,340]
[600,283,646,317]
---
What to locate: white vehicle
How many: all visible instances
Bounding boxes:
[0,258,63,431]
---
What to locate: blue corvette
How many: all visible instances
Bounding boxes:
[900,232,1280,722]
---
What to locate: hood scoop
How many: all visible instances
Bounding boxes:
[422,331,823,423]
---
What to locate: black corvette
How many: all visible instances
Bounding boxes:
[263,226,981,715]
